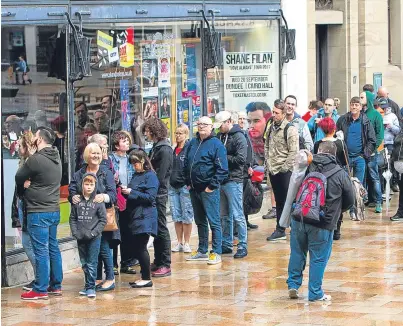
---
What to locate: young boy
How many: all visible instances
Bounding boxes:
[69,173,107,298]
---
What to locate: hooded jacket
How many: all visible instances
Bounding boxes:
[364,91,384,149]
[383,108,401,145]
[149,139,173,196]
[184,132,229,192]
[125,170,159,237]
[307,108,340,143]
[336,112,377,160]
[15,146,62,213]
[69,173,107,241]
[170,141,189,189]
[293,154,354,231]
[217,124,247,183]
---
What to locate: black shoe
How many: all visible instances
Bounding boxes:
[247,222,259,230]
[390,213,403,222]
[23,280,35,291]
[129,281,153,288]
[333,231,341,240]
[221,247,233,254]
[365,202,376,208]
[267,230,286,241]
[234,248,248,259]
[120,266,137,274]
[392,184,400,192]
[262,208,276,219]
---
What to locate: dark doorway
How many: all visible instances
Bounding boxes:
[316,24,329,101]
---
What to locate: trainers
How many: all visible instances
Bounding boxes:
[79,289,87,296]
[221,247,233,255]
[21,290,48,300]
[186,251,209,261]
[333,230,341,240]
[151,266,171,278]
[183,243,192,253]
[23,280,35,291]
[375,203,382,213]
[120,266,137,274]
[288,288,299,299]
[310,294,332,302]
[171,243,183,252]
[262,207,276,219]
[234,248,248,259]
[87,289,96,298]
[390,213,403,222]
[150,263,159,272]
[207,251,222,265]
[47,287,62,296]
[266,230,286,241]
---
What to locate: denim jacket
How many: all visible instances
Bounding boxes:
[109,152,135,185]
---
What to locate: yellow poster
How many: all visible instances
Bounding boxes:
[97,31,113,50]
[161,118,171,132]
[119,43,134,68]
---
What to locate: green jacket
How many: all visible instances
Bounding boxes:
[365,91,384,148]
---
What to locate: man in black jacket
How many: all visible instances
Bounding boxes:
[287,142,354,302]
[215,111,248,259]
[16,127,63,300]
[336,96,376,220]
[142,118,173,277]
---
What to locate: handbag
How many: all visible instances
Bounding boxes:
[116,187,127,212]
[104,205,118,231]
[377,149,386,169]
[394,137,403,173]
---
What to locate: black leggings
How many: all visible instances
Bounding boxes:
[269,171,292,232]
[131,233,151,280]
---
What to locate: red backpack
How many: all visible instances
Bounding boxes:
[291,166,340,224]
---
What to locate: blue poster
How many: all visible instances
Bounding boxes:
[182,44,197,98]
[120,79,131,131]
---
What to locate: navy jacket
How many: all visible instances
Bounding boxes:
[170,141,189,189]
[125,170,159,237]
[184,132,229,192]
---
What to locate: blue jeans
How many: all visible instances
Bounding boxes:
[287,219,333,301]
[168,186,194,224]
[78,236,101,291]
[96,234,114,281]
[220,181,248,250]
[189,188,222,254]
[367,153,382,204]
[27,212,63,293]
[18,202,36,272]
[349,155,366,184]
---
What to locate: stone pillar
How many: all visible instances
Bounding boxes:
[24,26,37,68]
[390,0,403,69]
[281,0,309,115]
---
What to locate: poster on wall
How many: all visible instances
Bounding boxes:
[192,96,201,136]
[119,27,135,68]
[177,99,190,126]
[161,118,171,133]
[142,59,158,88]
[158,57,171,88]
[206,69,220,117]
[143,97,158,120]
[120,80,131,131]
[181,44,197,98]
[224,51,277,111]
[159,88,171,119]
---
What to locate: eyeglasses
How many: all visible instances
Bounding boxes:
[175,132,185,135]
[197,123,211,128]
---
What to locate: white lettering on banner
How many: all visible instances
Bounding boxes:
[224,51,278,110]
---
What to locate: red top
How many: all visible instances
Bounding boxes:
[175,147,182,155]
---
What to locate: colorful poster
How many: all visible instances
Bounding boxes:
[192,96,201,136]
[181,44,197,98]
[143,97,158,120]
[120,80,131,131]
[119,43,134,68]
[97,31,113,50]
[142,59,158,88]
[206,69,220,117]
[158,57,171,88]
[223,51,277,111]
[177,99,190,126]
[159,88,171,119]
[108,47,119,63]
[161,118,171,133]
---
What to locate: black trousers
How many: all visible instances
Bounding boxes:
[397,176,403,214]
[119,210,137,267]
[153,195,171,268]
[131,233,151,280]
[269,171,292,232]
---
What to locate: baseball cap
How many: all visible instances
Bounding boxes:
[377,97,389,109]
[213,111,232,129]
[197,116,213,126]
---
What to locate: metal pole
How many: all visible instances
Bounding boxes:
[1,159,7,287]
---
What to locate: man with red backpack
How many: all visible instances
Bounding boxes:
[287,141,354,302]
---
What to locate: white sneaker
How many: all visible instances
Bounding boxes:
[171,243,183,252]
[183,243,192,253]
[288,288,299,299]
[311,294,332,302]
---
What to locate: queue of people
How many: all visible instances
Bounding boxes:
[13,83,402,303]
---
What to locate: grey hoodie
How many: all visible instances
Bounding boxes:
[15,146,62,213]
[69,173,107,241]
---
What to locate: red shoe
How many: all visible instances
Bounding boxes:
[150,263,159,272]
[151,267,171,278]
[47,287,62,296]
[21,290,48,300]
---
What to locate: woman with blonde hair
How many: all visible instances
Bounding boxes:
[11,130,37,291]
[169,124,194,253]
[68,142,117,291]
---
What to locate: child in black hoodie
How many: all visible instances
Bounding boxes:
[69,173,107,298]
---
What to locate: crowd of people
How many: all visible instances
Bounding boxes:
[12,84,403,303]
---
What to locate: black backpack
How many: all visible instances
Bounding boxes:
[243,178,264,215]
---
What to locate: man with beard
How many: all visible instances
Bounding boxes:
[16,127,63,300]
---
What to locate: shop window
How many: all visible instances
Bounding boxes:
[1,26,70,252]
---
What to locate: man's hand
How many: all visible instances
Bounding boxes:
[121,187,132,195]
[205,187,213,193]
[248,167,254,176]
[24,180,31,189]
[94,194,105,203]
[72,195,81,204]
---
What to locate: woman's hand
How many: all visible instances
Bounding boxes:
[121,187,132,195]
[94,194,105,203]
[72,195,81,204]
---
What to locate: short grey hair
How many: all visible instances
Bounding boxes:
[87,133,108,145]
